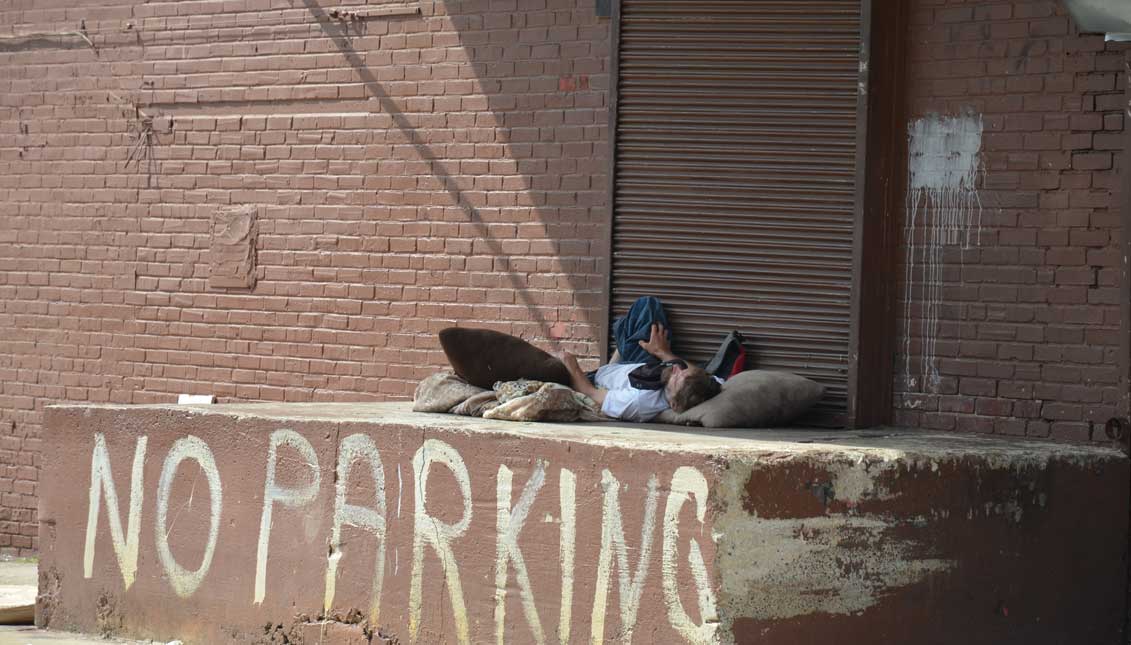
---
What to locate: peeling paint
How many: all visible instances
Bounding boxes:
[828,457,895,505]
[715,462,954,633]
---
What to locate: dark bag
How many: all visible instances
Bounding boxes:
[704,330,747,380]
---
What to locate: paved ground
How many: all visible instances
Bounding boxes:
[0,559,35,627]
[0,627,168,644]
[0,560,167,644]
[0,562,35,588]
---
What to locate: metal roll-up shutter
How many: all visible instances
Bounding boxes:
[610,0,862,425]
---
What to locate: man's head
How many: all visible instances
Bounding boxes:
[664,364,721,413]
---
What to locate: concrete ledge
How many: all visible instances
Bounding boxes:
[39,402,1128,644]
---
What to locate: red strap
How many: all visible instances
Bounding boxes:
[727,346,747,378]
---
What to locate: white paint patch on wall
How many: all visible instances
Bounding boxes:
[903,113,984,391]
[829,456,899,505]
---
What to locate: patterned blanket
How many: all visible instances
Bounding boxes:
[412,371,606,422]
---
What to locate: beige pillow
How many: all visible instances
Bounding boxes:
[413,371,487,413]
[659,370,824,428]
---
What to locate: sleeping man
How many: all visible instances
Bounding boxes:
[560,297,722,422]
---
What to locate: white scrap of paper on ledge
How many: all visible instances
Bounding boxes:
[177,394,216,404]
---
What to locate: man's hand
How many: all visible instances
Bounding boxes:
[559,351,605,406]
[638,323,677,362]
[560,351,583,377]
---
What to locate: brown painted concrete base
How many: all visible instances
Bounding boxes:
[38,402,1128,644]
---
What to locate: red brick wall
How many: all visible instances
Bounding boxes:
[0,0,610,555]
[894,1,1126,443]
[2,0,1128,556]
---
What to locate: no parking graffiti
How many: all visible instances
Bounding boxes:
[81,429,719,644]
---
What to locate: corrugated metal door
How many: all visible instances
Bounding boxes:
[610,0,863,425]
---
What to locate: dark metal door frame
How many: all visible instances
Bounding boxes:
[846,1,910,427]
[600,0,908,428]
[598,0,623,364]
[1121,50,1131,437]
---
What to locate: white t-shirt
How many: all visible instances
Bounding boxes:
[593,362,670,423]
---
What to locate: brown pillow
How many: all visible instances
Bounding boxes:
[438,327,571,389]
[659,370,824,428]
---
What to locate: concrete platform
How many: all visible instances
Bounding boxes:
[38,402,1128,644]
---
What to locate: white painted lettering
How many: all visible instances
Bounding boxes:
[155,436,223,598]
[558,468,576,645]
[409,439,472,645]
[662,467,718,644]
[83,434,147,589]
[590,471,659,645]
[254,429,321,604]
[324,433,387,624]
[494,461,546,645]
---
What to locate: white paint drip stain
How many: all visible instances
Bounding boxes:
[903,113,984,391]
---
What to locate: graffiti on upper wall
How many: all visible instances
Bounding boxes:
[903,113,985,391]
[81,431,719,645]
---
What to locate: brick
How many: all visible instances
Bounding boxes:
[1028,17,1068,37]
[959,378,997,397]
[975,398,1013,416]
[1042,402,1082,421]
[1072,152,1111,170]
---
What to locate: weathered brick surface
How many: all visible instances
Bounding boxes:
[0,0,610,554]
[895,1,1126,444]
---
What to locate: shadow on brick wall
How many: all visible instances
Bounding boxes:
[301,0,607,350]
